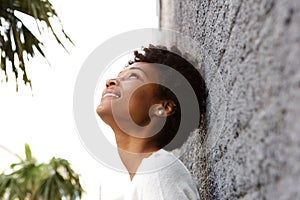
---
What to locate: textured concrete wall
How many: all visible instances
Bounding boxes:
[161,0,300,199]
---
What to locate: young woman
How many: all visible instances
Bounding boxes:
[96,45,206,199]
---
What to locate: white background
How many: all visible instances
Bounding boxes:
[0,0,158,199]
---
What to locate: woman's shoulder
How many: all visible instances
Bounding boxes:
[155,150,195,181]
[133,149,200,200]
[137,149,193,177]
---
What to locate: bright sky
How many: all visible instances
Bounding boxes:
[0,0,158,199]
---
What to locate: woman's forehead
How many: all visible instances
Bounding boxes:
[119,62,160,77]
[126,62,153,70]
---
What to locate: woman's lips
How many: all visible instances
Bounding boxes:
[103,93,120,98]
[102,89,121,99]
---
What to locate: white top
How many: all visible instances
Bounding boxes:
[100,149,200,200]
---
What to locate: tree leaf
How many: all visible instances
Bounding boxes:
[25,143,32,162]
[0,0,73,91]
[0,143,84,199]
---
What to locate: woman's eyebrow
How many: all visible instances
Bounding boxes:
[118,67,149,77]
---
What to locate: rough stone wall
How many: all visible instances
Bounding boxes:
[161,0,300,199]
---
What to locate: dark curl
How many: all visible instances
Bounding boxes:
[129,45,206,150]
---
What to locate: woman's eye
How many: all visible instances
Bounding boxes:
[128,73,139,79]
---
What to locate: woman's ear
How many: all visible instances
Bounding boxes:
[153,100,176,117]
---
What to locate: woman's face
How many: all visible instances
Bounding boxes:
[96,62,161,129]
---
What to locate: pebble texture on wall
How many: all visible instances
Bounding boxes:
[160,0,300,199]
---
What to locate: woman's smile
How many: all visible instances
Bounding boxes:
[102,88,121,99]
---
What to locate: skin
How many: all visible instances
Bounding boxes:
[96,62,175,180]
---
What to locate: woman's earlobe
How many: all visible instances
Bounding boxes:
[153,100,176,117]
[153,106,166,117]
[158,107,164,116]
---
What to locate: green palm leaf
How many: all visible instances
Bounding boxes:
[0,0,73,90]
[0,144,84,200]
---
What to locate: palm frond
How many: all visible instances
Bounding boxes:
[0,144,84,200]
[0,0,73,90]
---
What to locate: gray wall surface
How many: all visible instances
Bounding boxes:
[160,0,300,199]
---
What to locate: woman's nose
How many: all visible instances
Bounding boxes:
[106,78,119,88]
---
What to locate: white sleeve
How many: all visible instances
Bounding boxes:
[155,162,200,200]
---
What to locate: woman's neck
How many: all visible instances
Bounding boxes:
[113,127,159,180]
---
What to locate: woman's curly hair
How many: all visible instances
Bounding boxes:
[129,45,206,149]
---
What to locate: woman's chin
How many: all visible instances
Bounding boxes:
[96,104,110,118]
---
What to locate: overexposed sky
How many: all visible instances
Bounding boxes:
[0,0,158,199]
